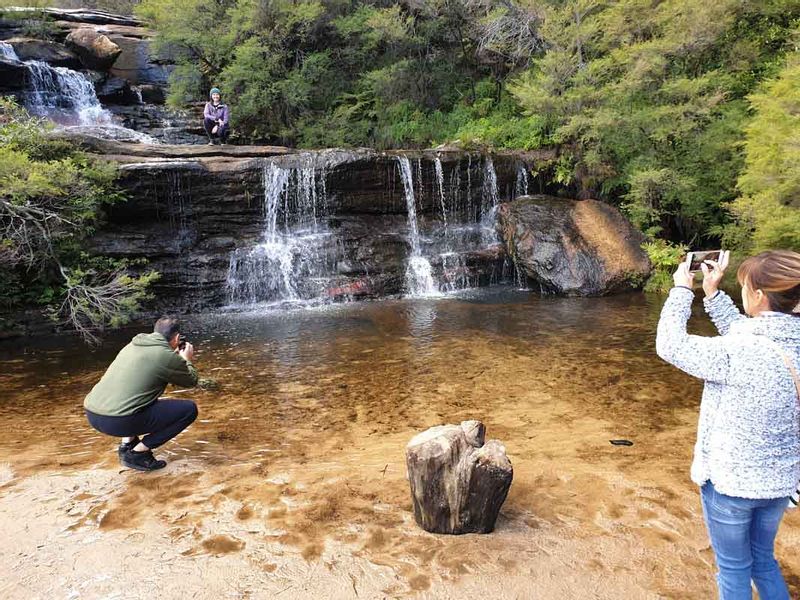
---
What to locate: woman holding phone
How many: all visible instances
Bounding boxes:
[656,249,800,599]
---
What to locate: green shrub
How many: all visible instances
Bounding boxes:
[0,97,157,342]
[641,239,688,293]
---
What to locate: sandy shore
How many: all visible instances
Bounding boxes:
[0,457,719,600]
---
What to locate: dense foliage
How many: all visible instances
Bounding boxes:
[722,51,800,254]
[137,0,544,150]
[0,98,157,341]
[137,0,800,261]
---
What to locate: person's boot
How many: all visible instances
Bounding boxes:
[117,436,140,461]
[122,448,167,472]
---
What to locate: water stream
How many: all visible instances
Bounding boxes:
[397,156,439,297]
[226,155,337,306]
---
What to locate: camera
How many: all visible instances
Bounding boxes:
[178,334,188,350]
[685,249,722,272]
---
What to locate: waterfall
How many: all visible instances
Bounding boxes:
[397,156,438,297]
[225,150,512,308]
[24,61,113,126]
[515,163,530,198]
[433,157,448,232]
[0,41,155,142]
[0,41,19,61]
[477,156,500,247]
[226,155,338,305]
[482,156,499,214]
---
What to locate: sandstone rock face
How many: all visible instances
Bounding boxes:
[5,38,80,68]
[406,420,513,534]
[107,34,170,86]
[496,195,651,295]
[66,28,122,70]
[76,141,531,310]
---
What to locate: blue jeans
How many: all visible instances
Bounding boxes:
[700,481,790,600]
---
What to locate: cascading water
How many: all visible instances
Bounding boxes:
[482,156,499,214]
[515,163,530,198]
[225,150,512,308]
[24,60,113,126]
[397,156,439,297]
[1,41,156,142]
[226,155,339,306]
[479,156,501,247]
[0,41,18,61]
[434,157,449,232]
[389,153,510,295]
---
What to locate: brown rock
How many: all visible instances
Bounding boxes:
[496,195,651,295]
[66,28,121,70]
[406,420,512,534]
[4,38,80,69]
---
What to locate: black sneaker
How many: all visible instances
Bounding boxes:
[122,448,167,472]
[117,437,140,460]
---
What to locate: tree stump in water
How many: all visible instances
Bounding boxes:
[406,420,513,534]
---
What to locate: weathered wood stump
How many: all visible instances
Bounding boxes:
[406,420,513,534]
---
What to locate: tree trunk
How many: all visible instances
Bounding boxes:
[405,420,512,534]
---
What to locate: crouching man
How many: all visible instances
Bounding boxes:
[84,316,199,472]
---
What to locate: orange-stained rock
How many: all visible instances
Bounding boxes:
[497,195,651,295]
[66,27,121,70]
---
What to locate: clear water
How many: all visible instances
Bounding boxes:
[2,289,780,597]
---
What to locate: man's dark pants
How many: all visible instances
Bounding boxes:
[86,399,198,449]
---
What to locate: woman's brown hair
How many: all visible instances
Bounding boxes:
[737,250,800,315]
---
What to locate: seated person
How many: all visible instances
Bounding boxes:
[84,316,199,472]
[203,87,230,145]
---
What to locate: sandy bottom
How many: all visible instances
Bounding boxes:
[2,291,800,599]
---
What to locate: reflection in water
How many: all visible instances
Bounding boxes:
[0,288,708,470]
[3,287,798,597]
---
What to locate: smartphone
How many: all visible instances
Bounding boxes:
[685,250,722,272]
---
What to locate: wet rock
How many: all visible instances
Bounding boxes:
[95,75,139,105]
[4,37,81,68]
[406,420,512,534]
[0,56,27,90]
[496,195,651,295]
[50,138,530,310]
[1,7,140,28]
[65,28,122,70]
[138,84,164,104]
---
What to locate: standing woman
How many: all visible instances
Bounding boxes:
[656,250,800,599]
[203,87,229,145]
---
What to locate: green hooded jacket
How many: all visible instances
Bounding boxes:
[84,332,198,417]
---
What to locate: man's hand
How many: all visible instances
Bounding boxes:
[179,342,194,363]
[673,261,695,289]
[700,250,730,298]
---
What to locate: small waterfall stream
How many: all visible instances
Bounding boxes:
[515,164,530,198]
[226,154,340,306]
[24,60,113,126]
[397,156,439,297]
[0,41,17,61]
